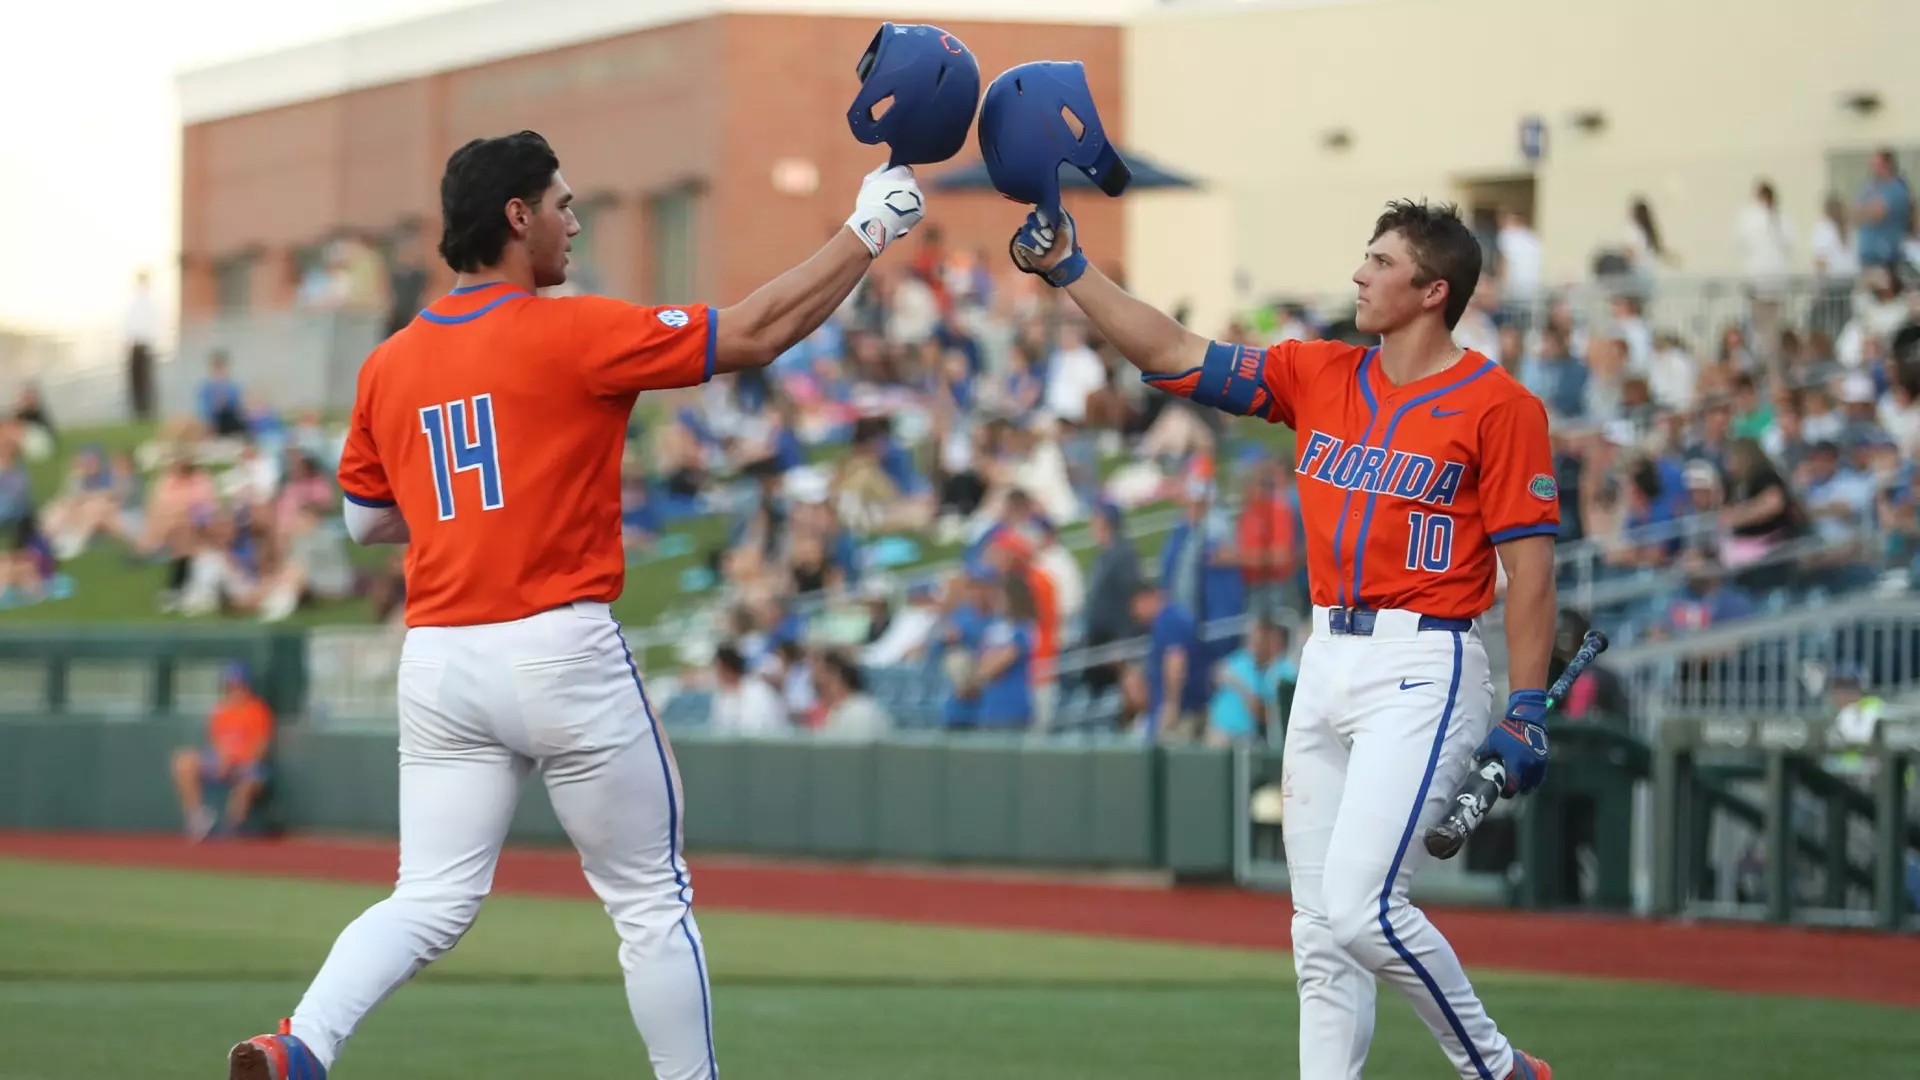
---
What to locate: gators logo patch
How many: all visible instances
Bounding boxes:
[1528,474,1558,501]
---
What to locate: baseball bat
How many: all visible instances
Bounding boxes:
[1422,629,1609,861]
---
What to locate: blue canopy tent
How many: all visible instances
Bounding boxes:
[927,151,1202,193]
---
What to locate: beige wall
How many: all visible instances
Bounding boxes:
[1122,0,1920,331]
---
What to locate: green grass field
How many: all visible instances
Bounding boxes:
[0,857,1912,1078]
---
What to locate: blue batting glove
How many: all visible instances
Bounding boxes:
[1475,690,1550,797]
[1009,209,1087,287]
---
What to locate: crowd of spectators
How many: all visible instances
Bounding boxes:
[671,162,1920,741]
[1452,159,1920,651]
[15,161,1920,741]
[5,351,396,620]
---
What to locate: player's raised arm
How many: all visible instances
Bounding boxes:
[1007,210,1304,427]
[574,165,926,396]
[711,165,926,374]
[1009,213,1206,379]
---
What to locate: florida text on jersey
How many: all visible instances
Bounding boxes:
[1145,339,1558,619]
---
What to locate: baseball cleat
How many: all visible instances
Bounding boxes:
[1506,1049,1551,1080]
[229,1018,327,1080]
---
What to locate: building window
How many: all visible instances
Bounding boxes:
[213,255,254,314]
[647,187,698,304]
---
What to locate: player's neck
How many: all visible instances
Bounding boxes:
[453,255,536,297]
[1375,323,1468,387]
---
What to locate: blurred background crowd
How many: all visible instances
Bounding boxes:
[0,0,1914,768]
[7,151,1920,748]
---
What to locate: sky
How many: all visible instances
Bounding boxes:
[1,0,486,348]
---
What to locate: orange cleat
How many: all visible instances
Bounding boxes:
[228,1018,327,1080]
[1507,1049,1552,1080]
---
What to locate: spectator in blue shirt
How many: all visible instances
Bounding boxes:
[1658,551,1756,636]
[1519,324,1588,420]
[1160,478,1248,667]
[1127,584,1211,741]
[197,352,248,437]
[1617,457,1683,566]
[621,472,664,552]
[971,574,1036,729]
[1854,149,1912,270]
[1207,619,1297,746]
[938,565,997,728]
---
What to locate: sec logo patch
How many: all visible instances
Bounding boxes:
[657,308,690,328]
[1529,474,1558,501]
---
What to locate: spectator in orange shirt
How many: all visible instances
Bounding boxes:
[1238,457,1305,620]
[169,661,275,842]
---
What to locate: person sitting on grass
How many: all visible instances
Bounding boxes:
[41,444,125,560]
[169,662,275,842]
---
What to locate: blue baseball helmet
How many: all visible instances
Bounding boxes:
[848,23,981,168]
[978,61,1132,223]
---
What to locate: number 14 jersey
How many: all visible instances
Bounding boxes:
[336,283,715,627]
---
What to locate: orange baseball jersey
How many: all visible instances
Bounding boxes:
[337,282,715,627]
[1146,340,1557,620]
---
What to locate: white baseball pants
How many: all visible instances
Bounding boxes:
[288,601,717,1078]
[1282,607,1515,1080]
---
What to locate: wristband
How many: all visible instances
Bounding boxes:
[1505,689,1548,724]
[1043,250,1088,288]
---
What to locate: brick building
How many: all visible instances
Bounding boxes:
[176,0,1135,325]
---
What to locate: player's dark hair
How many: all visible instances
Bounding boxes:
[1369,200,1482,330]
[438,130,561,273]
[714,644,746,678]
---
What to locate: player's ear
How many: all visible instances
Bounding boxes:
[505,198,532,237]
[1424,276,1450,316]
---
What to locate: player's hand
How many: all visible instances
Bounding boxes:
[1009,209,1088,287]
[1474,690,1550,797]
[846,163,925,258]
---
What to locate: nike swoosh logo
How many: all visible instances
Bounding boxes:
[1432,407,1465,418]
[1399,679,1433,690]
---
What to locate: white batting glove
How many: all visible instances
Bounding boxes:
[845,163,926,258]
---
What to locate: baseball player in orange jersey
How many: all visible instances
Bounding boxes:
[226,131,927,1080]
[1008,200,1559,1080]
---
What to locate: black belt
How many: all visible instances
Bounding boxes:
[1325,607,1473,636]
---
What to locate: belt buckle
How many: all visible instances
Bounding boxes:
[1336,606,1378,636]
[1329,605,1359,635]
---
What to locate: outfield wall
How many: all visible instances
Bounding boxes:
[0,717,1221,875]
[11,627,1916,929]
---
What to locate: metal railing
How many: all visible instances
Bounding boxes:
[171,310,387,419]
[4,310,388,428]
[1605,595,1920,734]
[1561,534,1900,636]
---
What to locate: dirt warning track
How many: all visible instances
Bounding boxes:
[2,829,1913,1007]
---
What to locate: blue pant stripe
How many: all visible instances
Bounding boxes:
[614,618,718,1078]
[1377,630,1494,1080]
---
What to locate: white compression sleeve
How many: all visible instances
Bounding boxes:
[343,498,409,545]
